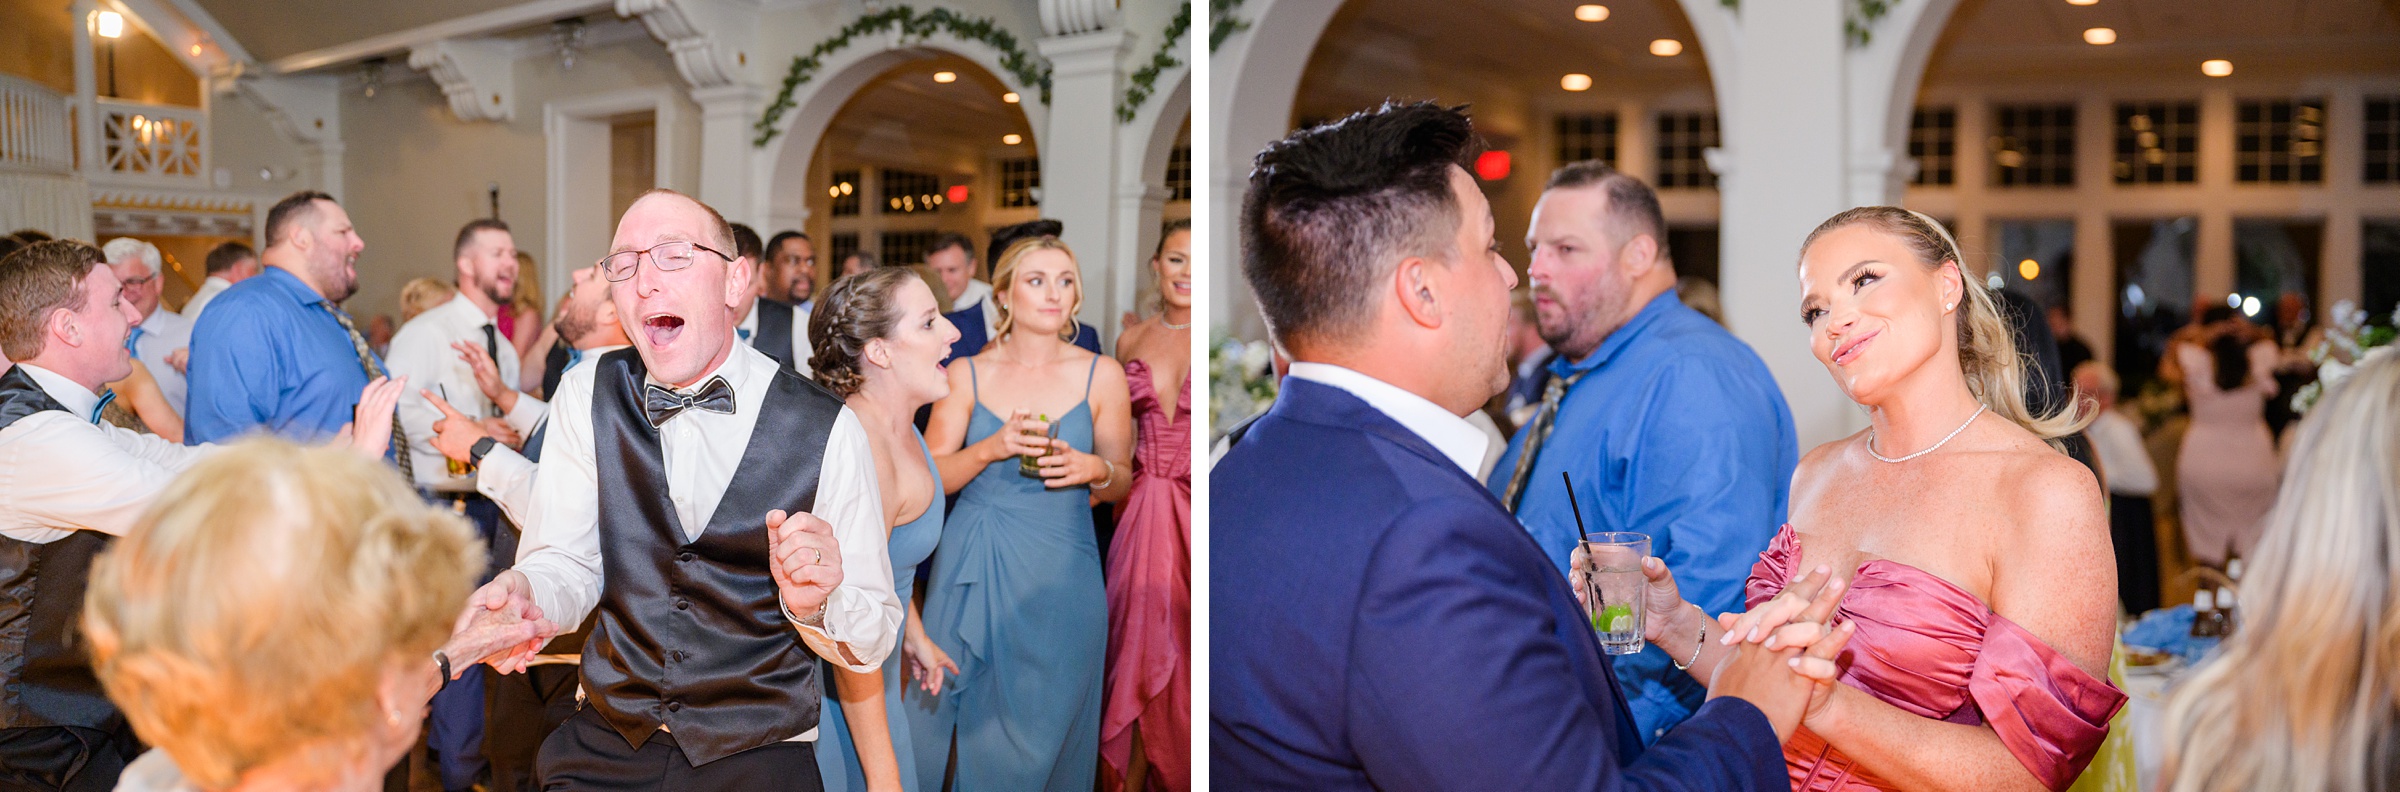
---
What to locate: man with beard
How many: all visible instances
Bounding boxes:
[1485,162,1798,743]
[728,224,810,375]
[383,217,538,792]
[187,192,401,454]
[764,230,816,311]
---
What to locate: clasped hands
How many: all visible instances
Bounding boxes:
[993,410,1108,489]
[1571,549,1858,743]
[447,509,846,674]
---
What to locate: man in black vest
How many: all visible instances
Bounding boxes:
[0,240,405,791]
[459,190,899,790]
[727,223,809,375]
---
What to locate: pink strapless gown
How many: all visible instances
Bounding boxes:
[1100,360,1190,792]
[1749,525,2125,791]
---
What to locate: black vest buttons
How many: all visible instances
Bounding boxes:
[674,599,690,610]
[679,552,696,562]
[667,701,684,712]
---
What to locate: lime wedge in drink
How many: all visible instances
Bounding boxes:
[1594,603,1635,633]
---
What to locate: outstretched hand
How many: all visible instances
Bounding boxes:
[766,509,843,624]
[341,376,407,458]
[422,389,492,464]
[451,570,560,674]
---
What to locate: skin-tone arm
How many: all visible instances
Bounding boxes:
[830,668,904,791]
[904,598,957,693]
[1037,355,1134,504]
[105,363,183,444]
[925,359,1051,494]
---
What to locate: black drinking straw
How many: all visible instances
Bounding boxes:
[1563,472,1587,533]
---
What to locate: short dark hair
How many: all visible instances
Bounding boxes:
[1545,161,1670,263]
[265,191,337,248]
[765,230,810,259]
[929,232,977,263]
[0,240,105,361]
[1242,101,1479,348]
[729,223,763,263]
[451,218,511,261]
[203,241,255,275]
[986,220,1059,273]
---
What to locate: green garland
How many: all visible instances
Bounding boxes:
[1210,0,1249,52]
[1118,3,1190,124]
[752,5,1052,148]
[1715,0,1897,47]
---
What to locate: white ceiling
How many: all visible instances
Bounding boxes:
[189,0,582,63]
[819,51,1036,173]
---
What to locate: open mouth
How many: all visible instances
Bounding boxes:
[1832,329,1879,366]
[1172,280,1191,294]
[642,313,686,348]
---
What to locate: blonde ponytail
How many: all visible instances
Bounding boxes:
[1802,207,2090,447]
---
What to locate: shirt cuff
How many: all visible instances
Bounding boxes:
[790,585,895,672]
[503,395,548,436]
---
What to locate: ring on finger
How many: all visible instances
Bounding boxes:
[811,548,824,566]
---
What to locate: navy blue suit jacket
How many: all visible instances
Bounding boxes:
[1211,378,1786,791]
[942,301,1099,363]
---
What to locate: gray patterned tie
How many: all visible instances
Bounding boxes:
[322,301,411,475]
[1499,367,1591,512]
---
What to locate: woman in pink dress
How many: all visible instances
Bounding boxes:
[1634,207,2126,791]
[2171,309,2282,565]
[1100,221,1191,792]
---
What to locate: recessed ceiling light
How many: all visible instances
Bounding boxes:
[2083,27,2116,45]
[2066,0,2097,5]
[1561,73,1593,91]
[1574,4,1610,22]
[933,71,957,83]
[1002,133,1022,145]
[95,10,123,39]
[1001,92,1020,103]
[1650,39,1683,57]
[2201,59,2233,77]
[190,44,203,57]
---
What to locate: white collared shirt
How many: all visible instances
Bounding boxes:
[0,364,212,543]
[951,279,1000,340]
[2088,408,2158,496]
[512,343,899,742]
[183,276,233,321]
[131,306,190,417]
[387,293,542,492]
[736,297,814,375]
[1286,362,1490,477]
[476,344,627,528]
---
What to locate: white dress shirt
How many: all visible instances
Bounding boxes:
[2088,408,2158,496]
[512,343,899,742]
[0,364,212,543]
[130,306,190,418]
[1286,362,1490,477]
[736,297,814,375]
[477,345,626,528]
[182,276,233,321]
[387,293,544,492]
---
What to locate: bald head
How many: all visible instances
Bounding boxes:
[608,189,751,387]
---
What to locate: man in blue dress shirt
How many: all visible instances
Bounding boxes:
[186,191,387,448]
[1488,162,1800,744]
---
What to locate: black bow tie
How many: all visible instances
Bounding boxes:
[643,376,737,427]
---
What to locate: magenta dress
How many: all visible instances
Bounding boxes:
[1749,525,2125,791]
[1100,360,1191,792]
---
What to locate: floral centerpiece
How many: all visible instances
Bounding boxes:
[1211,335,1277,441]
[2292,300,2398,415]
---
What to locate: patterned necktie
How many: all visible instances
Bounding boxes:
[643,376,737,427]
[1500,366,1593,512]
[322,301,411,475]
[123,326,144,355]
[482,323,504,417]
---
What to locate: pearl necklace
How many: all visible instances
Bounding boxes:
[1866,404,1987,463]
[1162,319,1190,330]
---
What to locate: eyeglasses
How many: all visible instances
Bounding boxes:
[598,240,733,283]
[118,274,158,293]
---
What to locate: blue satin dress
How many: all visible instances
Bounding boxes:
[818,433,945,791]
[907,357,1106,791]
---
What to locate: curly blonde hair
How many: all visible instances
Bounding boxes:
[83,439,482,789]
[1800,207,2089,445]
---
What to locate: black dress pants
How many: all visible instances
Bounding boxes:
[536,706,822,792]
[485,664,583,792]
[2109,494,2162,615]
[0,723,139,792]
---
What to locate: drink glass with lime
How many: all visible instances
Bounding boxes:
[1018,414,1054,477]
[1582,532,1650,655]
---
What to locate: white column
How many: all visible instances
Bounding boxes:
[1617,98,1653,182]
[693,85,758,225]
[1111,183,1170,339]
[71,0,98,174]
[2074,208,2113,365]
[2321,81,2366,311]
[1037,28,1134,339]
[2194,86,2238,302]
[1210,0,1346,341]
[1714,0,1857,450]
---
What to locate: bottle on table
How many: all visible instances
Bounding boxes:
[2190,589,2220,638]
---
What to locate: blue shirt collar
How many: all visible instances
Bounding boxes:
[257,264,330,306]
[1554,291,1687,377]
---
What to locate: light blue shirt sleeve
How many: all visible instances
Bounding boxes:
[183,300,285,445]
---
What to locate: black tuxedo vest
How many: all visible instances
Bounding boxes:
[0,367,120,731]
[581,348,844,765]
[751,297,798,370]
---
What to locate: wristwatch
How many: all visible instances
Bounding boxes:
[469,436,498,464]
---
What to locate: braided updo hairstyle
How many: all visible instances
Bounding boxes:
[808,267,926,398]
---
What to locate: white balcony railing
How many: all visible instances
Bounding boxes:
[95,97,205,183]
[0,74,74,175]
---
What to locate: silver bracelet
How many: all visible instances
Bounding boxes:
[1095,458,1116,490]
[1673,604,1706,671]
